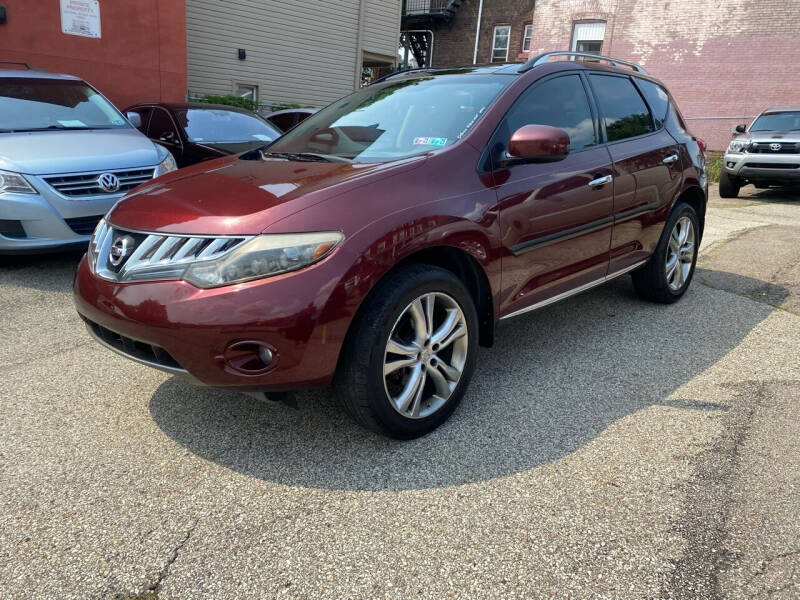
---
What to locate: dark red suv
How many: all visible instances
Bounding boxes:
[74,52,708,438]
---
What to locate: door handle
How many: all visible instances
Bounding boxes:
[662,154,679,164]
[588,174,612,188]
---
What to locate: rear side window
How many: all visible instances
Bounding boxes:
[502,74,597,151]
[636,79,669,128]
[589,75,654,142]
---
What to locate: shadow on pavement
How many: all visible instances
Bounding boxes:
[0,250,85,292]
[149,273,787,491]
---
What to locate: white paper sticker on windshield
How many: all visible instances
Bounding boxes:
[253,134,272,141]
[413,137,448,147]
[57,120,87,127]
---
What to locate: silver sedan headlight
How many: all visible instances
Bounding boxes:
[154,152,178,176]
[727,140,748,154]
[0,169,36,194]
[183,232,344,288]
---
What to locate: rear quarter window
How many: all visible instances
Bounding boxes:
[635,79,670,129]
[589,74,654,142]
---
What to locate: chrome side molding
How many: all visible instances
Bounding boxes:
[499,260,648,321]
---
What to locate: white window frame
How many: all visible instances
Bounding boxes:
[522,24,533,53]
[233,83,258,104]
[571,22,606,54]
[491,25,511,63]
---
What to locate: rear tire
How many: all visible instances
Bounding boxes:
[632,202,699,304]
[719,170,741,198]
[335,264,478,439]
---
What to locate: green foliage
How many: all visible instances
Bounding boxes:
[188,92,313,114]
[192,93,259,112]
[706,151,723,183]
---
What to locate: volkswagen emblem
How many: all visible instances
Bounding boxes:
[97,172,120,193]
[109,235,134,267]
[770,143,782,152]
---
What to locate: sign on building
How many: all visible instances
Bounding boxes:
[60,0,101,39]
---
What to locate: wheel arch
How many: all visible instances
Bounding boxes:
[672,184,707,241]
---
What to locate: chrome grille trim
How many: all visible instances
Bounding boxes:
[91,223,252,283]
[43,168,156,197]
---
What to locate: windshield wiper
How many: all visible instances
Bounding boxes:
[0,125,119,133]
[262,151,352,163]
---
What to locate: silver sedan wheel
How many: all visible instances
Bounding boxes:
[383,292,469,419]
[665,216,695,291]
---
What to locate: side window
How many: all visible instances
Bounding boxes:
[269,113,296,132]
[635,79,669,129]
[147,108,178,140]
[589,75,654,142]
[502,74,597,151]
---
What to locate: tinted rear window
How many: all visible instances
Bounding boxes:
[636,79,669,128]
[590,75,654,142]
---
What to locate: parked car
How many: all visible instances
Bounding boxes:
[0,64,176,253]
[721,108,800,197]
[265,107,318,132]
[74,52,707,438]
[124,102,282,168]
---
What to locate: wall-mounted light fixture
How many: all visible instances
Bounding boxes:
[238,48,246,60]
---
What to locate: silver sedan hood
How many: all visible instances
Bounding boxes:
[0,128,164,175]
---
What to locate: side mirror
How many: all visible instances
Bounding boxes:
[507,124,570,164]
[733,124,747,134]
[126,111,142,129]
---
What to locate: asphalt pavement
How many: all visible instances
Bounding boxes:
[0,184,798,599]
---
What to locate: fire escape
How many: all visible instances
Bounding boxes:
[400,0,461,68]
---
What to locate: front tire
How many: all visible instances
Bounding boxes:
[719,170,741,198]
[335,264,479,439]
[632,202,699,304]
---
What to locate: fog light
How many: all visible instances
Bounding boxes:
[221,340,278,375]
[727,161,736,168]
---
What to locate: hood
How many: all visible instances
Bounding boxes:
[734,130,800,143]
[0,128,163,175]
[107,154,426,235]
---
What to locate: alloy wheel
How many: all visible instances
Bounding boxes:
[383,292,469,419]
[665,216,695,291]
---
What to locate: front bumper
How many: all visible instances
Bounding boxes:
[73,251,354,390]
[0,171,150,253]
[723,152,800,182]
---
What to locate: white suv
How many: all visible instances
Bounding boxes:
[721,108,800,198]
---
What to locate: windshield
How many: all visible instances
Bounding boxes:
[176,108,281,143]
[750,111,800,132]
[266,73,512,163]
[0,78,129,132]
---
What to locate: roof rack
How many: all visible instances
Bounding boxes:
[518,51,647,74]
[0,61,31,70]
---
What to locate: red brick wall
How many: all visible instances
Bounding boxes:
[0,0,186,110]
[527,0,800,150]
[431,0,535,68]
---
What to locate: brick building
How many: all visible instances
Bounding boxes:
[403,0,800,150]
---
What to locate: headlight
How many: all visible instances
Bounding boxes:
[0,169,36,194]
[727,140,748,153]
[154,152,178,176]
[87,218,108,271]
[183,232,344,288]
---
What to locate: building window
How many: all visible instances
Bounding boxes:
[491,25,511,63]
[234,83,258,104]
[571,22,606,54]
[522,24,533,53]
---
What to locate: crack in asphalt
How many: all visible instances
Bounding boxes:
[660,381,766,600]
[145,519,199,596]
[749,549,800,596]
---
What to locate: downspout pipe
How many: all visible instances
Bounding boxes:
[472,0,484,64]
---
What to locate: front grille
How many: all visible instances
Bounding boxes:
[84,318,184,371]
[744,162,799,169]
[91,220,251,283]
[748,142,798,154]
[44,168,155,197]
[65,214,104,235]
[0,219,26,239]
